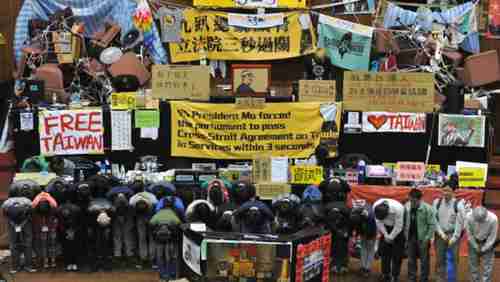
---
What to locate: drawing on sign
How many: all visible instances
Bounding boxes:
[232,64,270,96]
[362,112,426,133]
[438,114,485,148]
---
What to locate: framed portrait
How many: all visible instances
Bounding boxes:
[231,64,271,96]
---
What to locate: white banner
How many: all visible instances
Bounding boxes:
[362,112,426,133]
[228,13,284,28]
[111,110,133,151]
[39,110,104,156]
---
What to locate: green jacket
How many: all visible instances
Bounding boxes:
[404,201,436,242]
[149,209,181,226]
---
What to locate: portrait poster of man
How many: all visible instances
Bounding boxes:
[438,114,485,148]
[232,65,270,96]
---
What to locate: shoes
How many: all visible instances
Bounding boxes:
[9,269,18,275]
[25,267,37,273]
[152,264,159,270]
[51,259,57,268]
[66,265,72,271]
[361,268,371,277]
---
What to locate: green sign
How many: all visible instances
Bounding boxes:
[135,110,160,128]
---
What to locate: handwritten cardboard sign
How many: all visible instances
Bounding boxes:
[343,71,434,112]
[255,183,291,200]
[290,165,323,184]
[235,97,266,109]
[362,112,426,133]
[152,65,210,101]
[395,162,426,182]
[299,80,336,102]
[39,110,104,156]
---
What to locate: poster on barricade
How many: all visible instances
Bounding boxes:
[169,10,316,62]
[170,101,341,159]
[318,14,373,71]
[39,109,104,156]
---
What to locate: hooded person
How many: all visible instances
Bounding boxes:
[87,175,112,198]
[46,177,70,204]
[149,196,183,282]
[319,177,351,204]
[185,199,216,228]
[32,192,58,269]
[298,185,324,229]
[233,200,274,234]
[271,193,301,234]
[71,180,94,270]
[214,202,239,232]
[324,201,351,274]
[87,198,114,272]
[206,179,230,210]
[1,196,35,273]
[232,181,256,206]
[9,180,40,200]
[57,202,82,271]
[152,182,186,216]
[129,191,158,269]
[106,186,136,269]
[464,206,498,282]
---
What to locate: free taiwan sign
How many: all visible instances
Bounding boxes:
[39,109,104,156]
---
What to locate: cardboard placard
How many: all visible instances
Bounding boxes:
[255,183,291,200]
[253,154,272,184]
[299,80,336,102]
[111,92,137,110]
[457,161,488,188]
[152,65,210,101]
[362,112,426,133]
[395,162,426,182]
[290,165,323,184]
[343,71,435,112]
[235,97,266,109]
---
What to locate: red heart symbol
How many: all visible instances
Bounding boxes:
[367,114,387,130]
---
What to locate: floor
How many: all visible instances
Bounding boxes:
[3,257,500,282]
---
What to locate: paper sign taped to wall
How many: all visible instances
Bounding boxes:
[255,183,291,199]
[152,65,210,101]
[299,80,336,102]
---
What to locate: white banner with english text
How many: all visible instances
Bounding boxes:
[362,112,426,133]
[39,110,104,156]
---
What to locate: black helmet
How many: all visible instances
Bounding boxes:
[193,202,211,223]
[374,201,390,220]
[8,205,29,224]
[38,200,51,215]
[208,185,224,206]
[319,177,350,203]
[135,200,148,215]
[245,207,263,227]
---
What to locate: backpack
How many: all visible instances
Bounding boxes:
[154,224,178,243]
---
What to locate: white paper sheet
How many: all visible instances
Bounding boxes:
[20,112,34,131]
[271,157,288,183]
[111,110,133,151]
[140,127,159,140]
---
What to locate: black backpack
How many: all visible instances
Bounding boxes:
[154,224,178,243]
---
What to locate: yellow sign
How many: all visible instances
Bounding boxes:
[458,167,486,188]
[318,102,342,158]
[169,10,316,63]
[0,33,5,45]
[343,71,435,113]
[171,101,326,159]
[14,172,58,186]
[299,80,336,102]
[383,163,441,175]
[253,154,272,184]
[111,92,136,110]
[194,0,306,8]
[290,165,323,184]
[255,183,291,200]
[152,65,210,101]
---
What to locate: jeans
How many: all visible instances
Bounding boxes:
[407,239,430,282]
[136,215,155,261]
[379,229,405,282]
[468,241,495,282]
[112,214,135,258]
[360,238,376,270]
[434,233,459,282]
[7,220,33,269]
[36,230,57,260]
[89,225,112,269]
[155,240,178,280]
[331,233,349,270]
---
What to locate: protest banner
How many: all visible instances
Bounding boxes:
[343,71,435,112]
[170,101,334,159]
[290,165,323,184]
[362,112,426,133]
[395,162,426,182]
[438,114,485,148]
[111,92,136,110]
[318,14,374,71]
[39,109,104,156]
[152,65,210,101]
[298,80,336,102]
[457,161,487,188]
[193,0,306,9]
[169,10,316,63]
[318,102,342,158]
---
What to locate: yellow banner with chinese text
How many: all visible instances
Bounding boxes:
[170,101,332,159]
[169,9,316,63]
